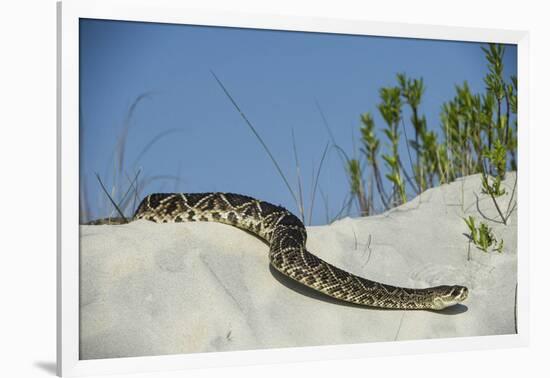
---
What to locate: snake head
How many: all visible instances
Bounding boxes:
[431,285,469,310]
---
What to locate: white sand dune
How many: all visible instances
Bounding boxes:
[79,173,518,360]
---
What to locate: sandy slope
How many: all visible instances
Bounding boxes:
[79,173,518,359]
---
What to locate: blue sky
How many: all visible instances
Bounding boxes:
[79,19,517,225]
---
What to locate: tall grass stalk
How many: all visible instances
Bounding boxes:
[95,173,128,223]
[211,70,331,225]
[307,143,330,225]
[112,92,154,197]
[291,129,306,222]
[210,70,299,208]
[84,91,186,223]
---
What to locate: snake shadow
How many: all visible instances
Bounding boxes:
[269,265,468,315]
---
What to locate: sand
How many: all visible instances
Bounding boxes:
[79,172,518,360]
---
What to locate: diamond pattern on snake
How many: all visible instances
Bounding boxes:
[88,192,468,310]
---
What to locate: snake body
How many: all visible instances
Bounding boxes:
[91,192,468,310]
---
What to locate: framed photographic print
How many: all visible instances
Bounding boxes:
[57,0,530,376]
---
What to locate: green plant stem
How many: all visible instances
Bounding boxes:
[372,160,390,210]
[399,119,420,194]
[504,172,518,224]
[481,167,507,225]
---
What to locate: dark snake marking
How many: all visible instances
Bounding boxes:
[89,192,468,310]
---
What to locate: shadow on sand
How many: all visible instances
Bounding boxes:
[269,264,468,315]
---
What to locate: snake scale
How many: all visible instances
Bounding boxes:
[89,192,468,310]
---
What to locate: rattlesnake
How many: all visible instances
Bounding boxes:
[88,192,468,310]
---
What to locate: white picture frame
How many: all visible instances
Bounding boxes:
[57,0,530,376]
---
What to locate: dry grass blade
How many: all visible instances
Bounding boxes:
[131,128,185,168]
[210,70,298,207]
[291,129,305,222]
[319,186,331,224]
[119,169,142,213]
[116,92,154,174]
[94,173,128,223]
[79,107,91,223]
[315,100,338,147]
[330,193,354,223]
[307,142,330,225]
